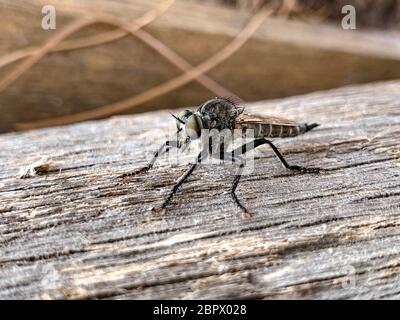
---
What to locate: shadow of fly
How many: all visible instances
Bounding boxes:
[119,97,321,218]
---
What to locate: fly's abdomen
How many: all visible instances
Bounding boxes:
[241,123,319,138]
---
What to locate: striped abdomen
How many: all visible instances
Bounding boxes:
[237,122,319,138]
[235,113,319,138]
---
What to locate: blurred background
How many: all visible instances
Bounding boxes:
[1,0,400,133]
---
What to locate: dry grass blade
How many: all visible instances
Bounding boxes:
[0,0,176,69]
[0,17,97,92]
[0,2,237,117]
[16,6,272,130]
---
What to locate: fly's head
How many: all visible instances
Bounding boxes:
[172,97,243,142]
[174,109,204,140]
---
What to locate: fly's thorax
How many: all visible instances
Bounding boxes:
[174,97,244,140]
[198,98,244,131]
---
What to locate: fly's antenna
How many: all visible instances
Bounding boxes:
[170,113,185,125]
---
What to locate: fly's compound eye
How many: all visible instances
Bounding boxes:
[185,114,204,139]
[176,110,192,129]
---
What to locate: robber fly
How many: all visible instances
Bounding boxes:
[120,97,321,217]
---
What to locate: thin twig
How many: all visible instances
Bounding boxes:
[16,6,272,130]
[0,0,175,69]
[0,17,96,92]
[0,4,236,103]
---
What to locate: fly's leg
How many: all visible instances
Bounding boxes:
[234,138,321,173]
[118,140,181,182]
[222,138,321,217]
[231,158,249,218]
[217,151,250,218]
[153,150,206,214]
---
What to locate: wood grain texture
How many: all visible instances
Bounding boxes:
[1,80,400,299]
[2,0,400,132]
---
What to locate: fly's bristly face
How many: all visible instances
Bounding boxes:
[175,110,192,129]
[175,109,204,140]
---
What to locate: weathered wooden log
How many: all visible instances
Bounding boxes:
[2,0,400,133]
[1,80,400,299]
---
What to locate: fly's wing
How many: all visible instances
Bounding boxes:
[235,113,304,138]
[236,113,299,126]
